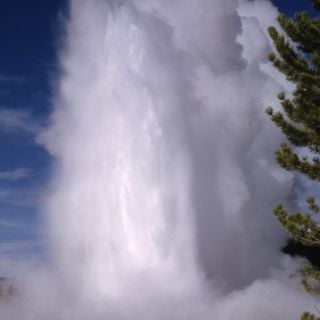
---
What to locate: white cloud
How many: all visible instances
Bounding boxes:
[0,74,27,85]
[0,240,42,257]
[0,218,25,229]
[0,184,43,208]
[0,190,11,199]
[0,109,39,134]
[0,168,31,182]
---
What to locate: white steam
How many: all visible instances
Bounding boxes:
[1,0,316,319]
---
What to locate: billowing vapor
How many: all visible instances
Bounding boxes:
[1,0,317,319]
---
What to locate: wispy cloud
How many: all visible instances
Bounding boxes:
[0,74,28,85]
[0,168,31,182]
[0,108,39,134]
[0,240,42,257]
[0,184,43,208]
[0,190,11,199]
[0,218,25,229]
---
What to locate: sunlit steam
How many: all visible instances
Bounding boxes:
[1,1,316,319]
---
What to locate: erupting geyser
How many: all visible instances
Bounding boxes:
[1,0,318,319]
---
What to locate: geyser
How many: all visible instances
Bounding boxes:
[0,0,317,319]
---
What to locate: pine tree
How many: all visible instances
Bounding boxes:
[267,1,320,319]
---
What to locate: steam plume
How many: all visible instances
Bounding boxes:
[1,1,316,319]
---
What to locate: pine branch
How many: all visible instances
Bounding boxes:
[274,205,320,246]
[273,143,320,180]
[268,2,320,320]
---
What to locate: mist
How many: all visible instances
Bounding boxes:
[0,0,316,319]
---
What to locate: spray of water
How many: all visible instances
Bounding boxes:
[1,0,317,319]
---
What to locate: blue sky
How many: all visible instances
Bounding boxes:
[0,0,315,262]
[0,0,65,261]
[272,0,317,15]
